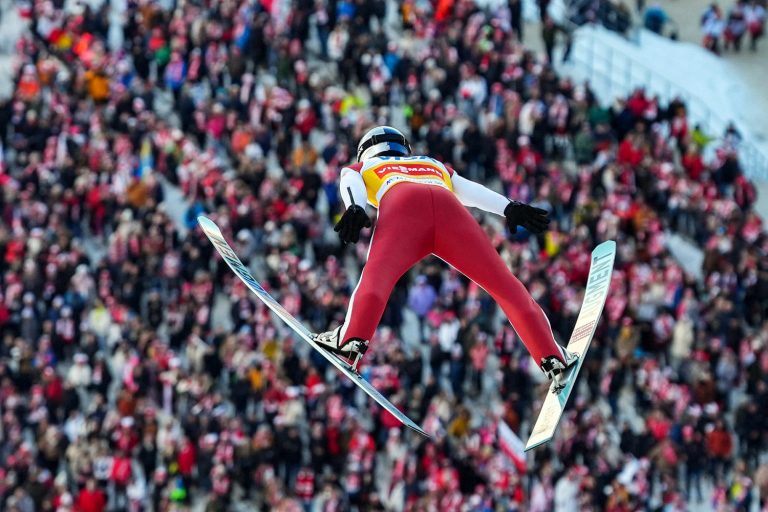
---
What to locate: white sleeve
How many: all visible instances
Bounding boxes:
[451,173,509,216]
[339,167,368,209]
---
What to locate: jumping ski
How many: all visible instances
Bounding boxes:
[197,215,429,438]
[525,240,616,450]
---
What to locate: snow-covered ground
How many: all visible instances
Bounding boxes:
[0,0,26,100]
[0,55,14,99]
[0,0,25,52]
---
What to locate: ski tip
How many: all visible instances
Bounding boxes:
[524,437,551,451]
[594,240,616,254]
[197,215,219,233]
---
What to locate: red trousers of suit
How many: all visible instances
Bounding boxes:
[340,183,563,365]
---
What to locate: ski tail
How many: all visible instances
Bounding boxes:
[197,215,430,438]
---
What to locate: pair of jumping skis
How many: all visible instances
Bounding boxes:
[198,216,615,449]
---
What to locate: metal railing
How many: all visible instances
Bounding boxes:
[561,26,768,181]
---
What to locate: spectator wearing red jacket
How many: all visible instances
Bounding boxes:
[76,478,107,512]
[646,409,672,441]
[706,420,733,480]
[682,143,706,181]
[617,133,645,167]
[43,367,63,412]
[733,174,756,210]
[626,88,651,117]
[295,99,318,139]
[110,450,132,510]
[295,466,315,506]
[177,437,197,480]
[670,108,689,147]
[516,136,542,172]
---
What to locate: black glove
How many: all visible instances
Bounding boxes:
[504,201,550,234]
[334,204,371,244]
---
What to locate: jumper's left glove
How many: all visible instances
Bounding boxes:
[334,204,371,244]
[504,201,550,234]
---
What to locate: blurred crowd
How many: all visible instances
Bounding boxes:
[0,0,767,511]
[701,0,767,54]
[573,0,767,54]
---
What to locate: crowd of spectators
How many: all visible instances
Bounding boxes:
[572,0,767,54]
[0,0,767,511]
[569,0,633,35]
[701,0,767,54]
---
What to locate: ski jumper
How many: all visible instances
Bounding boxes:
[337,155,563,365]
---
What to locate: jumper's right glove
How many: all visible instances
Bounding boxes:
[334,204,371,244]
[504,201,550,234]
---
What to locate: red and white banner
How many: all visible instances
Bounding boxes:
[497,420,527,473]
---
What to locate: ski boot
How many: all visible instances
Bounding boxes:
[313,326,369,372]
[540,346,579,394]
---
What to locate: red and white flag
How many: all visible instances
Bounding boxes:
[497,420,527,473]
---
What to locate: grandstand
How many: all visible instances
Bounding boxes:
[0,0,766,511]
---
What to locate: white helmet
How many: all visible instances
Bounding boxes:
[356,126,412,162]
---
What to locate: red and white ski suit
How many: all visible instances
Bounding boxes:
[338,155,562,365]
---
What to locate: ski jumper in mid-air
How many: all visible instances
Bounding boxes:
[313,126,577,390]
